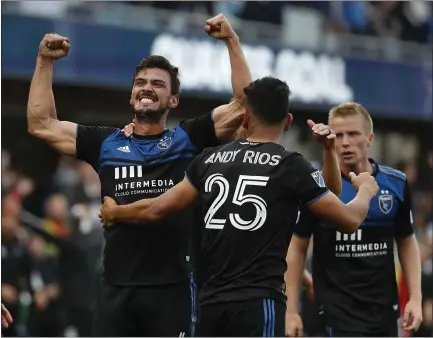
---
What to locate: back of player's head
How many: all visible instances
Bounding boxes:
[244,77,291,125]
[328,102,373,134]
[133,55,180,95]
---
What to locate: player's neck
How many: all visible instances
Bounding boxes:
[245,128,283,144]
[134,121,166,136]
[341,158,373,176]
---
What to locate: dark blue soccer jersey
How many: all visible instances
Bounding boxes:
[76,112,220,286]
[294,159,414,333]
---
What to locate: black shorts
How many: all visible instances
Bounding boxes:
[91,276,197,337]
[325,322,398,337]
[197,298,285,337]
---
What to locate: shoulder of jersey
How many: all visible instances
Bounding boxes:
[378,165,406,182]
[203,144,224,152]
[110,128,125,137]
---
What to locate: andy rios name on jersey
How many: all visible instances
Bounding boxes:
[114,178,175,197]
[205,149,281,166]
[334,230,388,258]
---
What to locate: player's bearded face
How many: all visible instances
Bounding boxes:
[131,90,170,123]
[330,115,372,166]
[130,69,173,123]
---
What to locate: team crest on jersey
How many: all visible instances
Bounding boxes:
[378,190,393,214]
[157,136,172,150]
[311,170,325,188]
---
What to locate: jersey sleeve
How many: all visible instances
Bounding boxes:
[284,153,330,205]
[76,125,116,171]
[185,148,214,191]
[179,111,221,152]
[293,205,317,238]
[394,180,415,238]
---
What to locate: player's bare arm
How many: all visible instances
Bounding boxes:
[397,234,423,332]
[205,14,252,140]
[121,14,251,140]
[27,33,77,157]
[308,119,341,196]
[99,177,198,227]
[309,172,379,233]
[1,303,13,329]
[284,236,310,337]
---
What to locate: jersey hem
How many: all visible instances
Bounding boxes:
[306,189,331,205]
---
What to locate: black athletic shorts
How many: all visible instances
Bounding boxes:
[91,275,197,337]
[196,298,285,337]
[325,321,398,337]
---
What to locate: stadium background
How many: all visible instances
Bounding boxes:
[1,1,432,337]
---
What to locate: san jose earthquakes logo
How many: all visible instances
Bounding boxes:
[311,170,325,188]
[378,190,393,214]
[157,136,172,150]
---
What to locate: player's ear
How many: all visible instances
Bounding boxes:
[284,113,293,131]
[366,132,375,148]
[169,94,179,109]
[242,110,250,129]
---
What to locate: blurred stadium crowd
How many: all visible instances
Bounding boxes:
[7,1,433,44]
[1,1,433,337]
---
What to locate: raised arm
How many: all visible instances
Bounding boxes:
[27,33,77,157]
[307,119,341,196]
[100,177,199,226]
[308,172,378,233]
[205,14,252,140]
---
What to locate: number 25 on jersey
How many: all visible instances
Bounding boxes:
[204,174,269,231]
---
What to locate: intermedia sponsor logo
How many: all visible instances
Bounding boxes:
[336,229,362,242]
[113,166,175,197]
[335,229,388,258]
[114,166,143,180]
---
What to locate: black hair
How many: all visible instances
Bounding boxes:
[244,76,291,125]
[133,55,180,95]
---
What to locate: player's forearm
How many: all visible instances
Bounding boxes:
[285,246,308,313]
[225,36,252,102]
[397,235,422,302]
[321,147,341,196]
[27,57,57,135]
[111,199,161,224]
[302,269,313,288]
[337,185,373,232]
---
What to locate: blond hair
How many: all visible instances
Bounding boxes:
[328,102,373,134]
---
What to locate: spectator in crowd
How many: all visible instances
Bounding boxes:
[26,235,62,337]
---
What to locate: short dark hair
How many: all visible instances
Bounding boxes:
[244,76,291,125]
[133,55,180,95]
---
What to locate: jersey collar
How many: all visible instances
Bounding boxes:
[132,129,169,140]
[341,158,379,182]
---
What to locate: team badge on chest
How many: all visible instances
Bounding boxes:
[378,190,393,214]
[157,136,172,150]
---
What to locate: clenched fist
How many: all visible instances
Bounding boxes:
[204,13,237,41]
[39,33,70,60]
[349,172,379,197]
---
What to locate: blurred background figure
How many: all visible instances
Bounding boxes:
[2,1,432,336]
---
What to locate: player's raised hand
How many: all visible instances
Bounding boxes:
[121,120,136,138]
[349,172,379,197]
[204,13,237,41]
[1,303,13,329]
[99,196,118,228]
[285,312,303,337]
[402,298,423,332]
[39,33,70,60]
[307,119,335,149]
